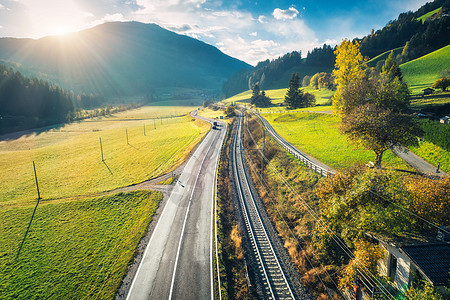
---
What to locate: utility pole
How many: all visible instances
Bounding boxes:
[154,119,156,129]
[263,127,265,153]
[16,162,42,260]
[144,124,146,136]
[100,137,104,161]
[126,128,129,145]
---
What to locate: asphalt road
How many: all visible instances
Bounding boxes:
[391,145,447,178]
[126,114,226,300]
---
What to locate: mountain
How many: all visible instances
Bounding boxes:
[223,0,449,97]
[0,22,251,97]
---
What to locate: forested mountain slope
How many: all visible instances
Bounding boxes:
[0,22,251,96]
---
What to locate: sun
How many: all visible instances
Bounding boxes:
[25,0,89,38]
[51,25,75,37]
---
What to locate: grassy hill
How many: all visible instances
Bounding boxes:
[367,46,404,67]
[223,87,333,108]
[417,7,442,23]
[0,105,208,207]
[1,190,162,299]
[401,44,450,94]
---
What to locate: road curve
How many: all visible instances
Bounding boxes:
[125,111,226,300]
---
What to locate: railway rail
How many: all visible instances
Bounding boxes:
[231,113,296,299]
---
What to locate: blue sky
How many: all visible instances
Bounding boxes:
[0,0,429,65]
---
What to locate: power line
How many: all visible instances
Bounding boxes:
[245,152,342,299]
[243,113,395,299]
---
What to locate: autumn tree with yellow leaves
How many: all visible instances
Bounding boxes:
[332,39,366,115]
[406,176,450,228]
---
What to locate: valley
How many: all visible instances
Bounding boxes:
[0,0,449,299]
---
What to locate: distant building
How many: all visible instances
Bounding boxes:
[416,112,435,119]
[423,88,435,96]
[440,116,450,124]
[365,229,450,297]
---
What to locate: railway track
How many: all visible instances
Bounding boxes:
[231,113,296,299]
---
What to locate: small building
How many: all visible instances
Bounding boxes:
[440,116,450,124]
[423,88,435,96]
[416,112,435,120]
[366,229,450,296]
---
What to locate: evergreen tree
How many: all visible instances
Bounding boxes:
[284,73,304,109]
[382,51,403,82]
[250,84,271,107]
[251,84,260,100]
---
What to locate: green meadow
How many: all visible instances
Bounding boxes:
[222,86,333,109]
[0,191,162,299]
[410,141,450,173]
[263,112,412,171]
[0,105,209,207]
[417,7,442,23]
[197,107,226,121]
[401,44,450,95]
[367,46,404,67]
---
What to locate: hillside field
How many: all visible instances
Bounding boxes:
[0,105,208,207]
[401,44,450,95]
[1,191,162,299]
[222,86,333,109]
[262,112,412,171]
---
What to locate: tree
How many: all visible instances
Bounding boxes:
[339,240,384,289]
[406,281,444,300]
[341,104,422,168]
[338,72,410,116]
[309,73,321,89]
[250,84,271,107]
[303,92,316,107]
[381,51,403,82]
[224,106,236,118]
[302,75,311,87]
[432,77,450,91]
[332,39,367,115]
[251,83,260,100]
[318,72,334,90]
[375,76,410,112]
[284,73,304,109]
[406,176,450,228]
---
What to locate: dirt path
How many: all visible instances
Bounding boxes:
[391,146,447,179]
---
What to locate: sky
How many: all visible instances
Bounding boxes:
[0,0,429,65]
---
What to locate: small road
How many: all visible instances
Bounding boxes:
[391,146,447,178]
[125,111,227,300]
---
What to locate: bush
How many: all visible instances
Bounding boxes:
[419,119,450,151]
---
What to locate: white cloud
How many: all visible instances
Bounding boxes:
[273,7,299,21]
[250,32,257,37]
[94,13,126,24]
[258,15,268,23]
[0,4,5,10]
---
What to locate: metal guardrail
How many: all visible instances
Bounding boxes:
[248,110,335,177]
